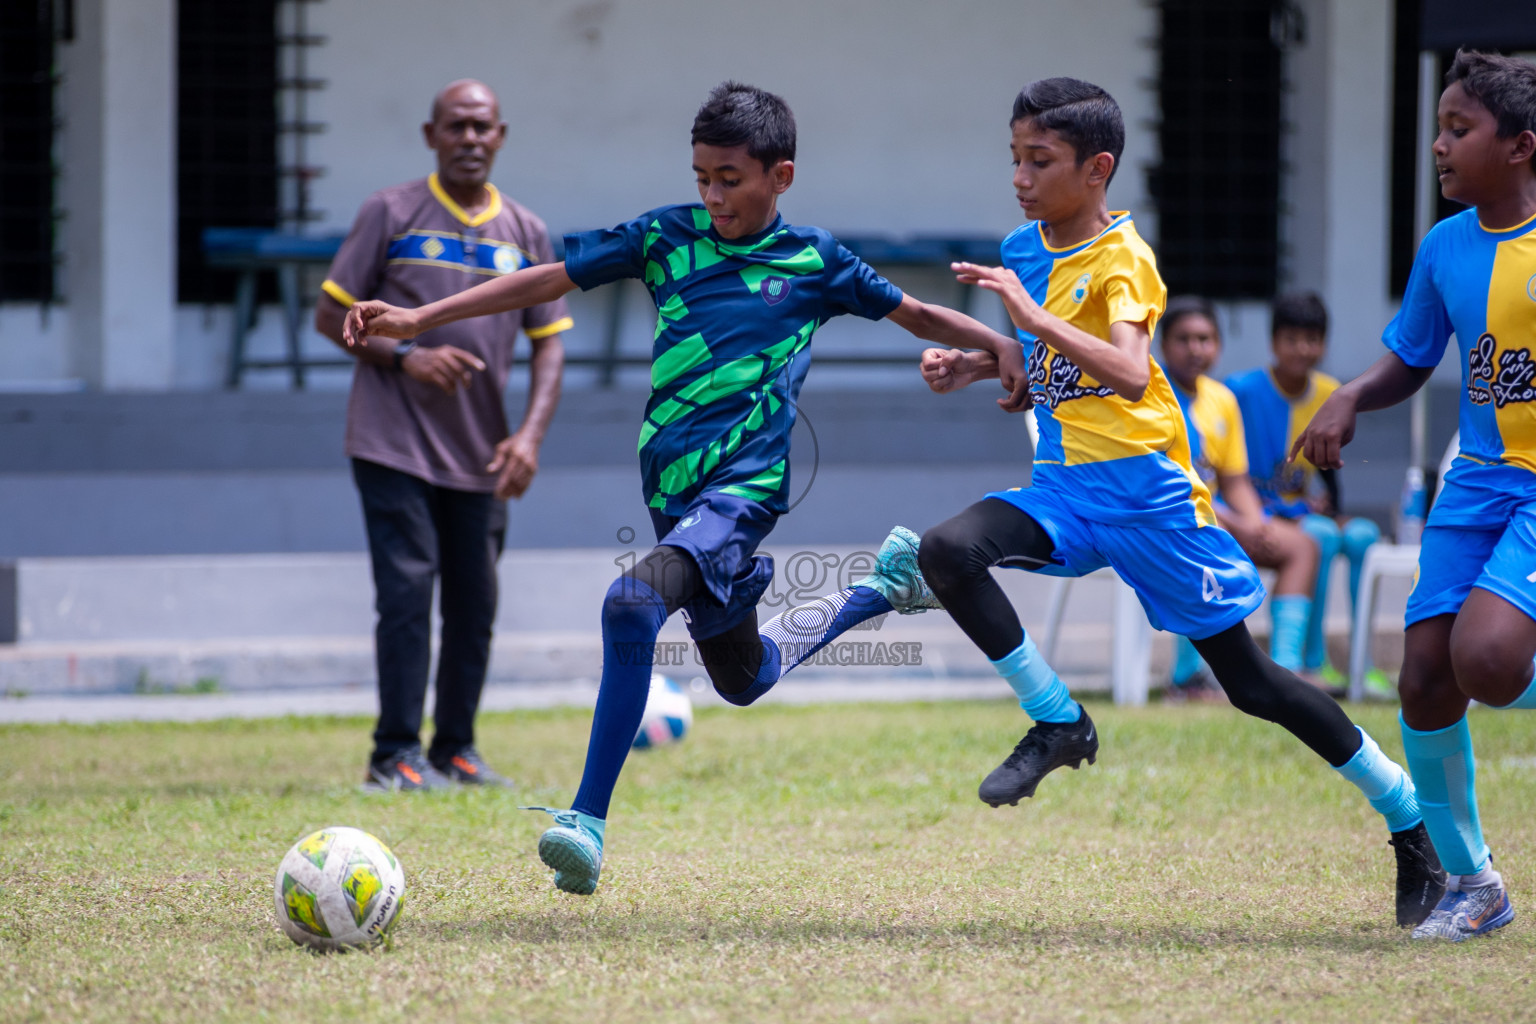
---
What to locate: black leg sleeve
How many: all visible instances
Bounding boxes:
[918,498,1057,661]
[1193,622,1363,767]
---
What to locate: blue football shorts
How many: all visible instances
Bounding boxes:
[1406,507,1536,627]
[985,486,1266,639]
[649,490,778,640]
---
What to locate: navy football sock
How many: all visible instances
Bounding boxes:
[571,575,670,820]
[756,586,895,683]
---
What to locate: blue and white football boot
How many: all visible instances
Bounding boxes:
[854,526,944,615]
[1411,870,1515,942]
[524,807,606,895]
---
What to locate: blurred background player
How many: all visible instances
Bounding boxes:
[314,80,572,791]
[1227,293,1389,694]
[1298,48,1536,942]
[754,78,1443,928]
[340,81,1020,895]
[1157,296,1319,699]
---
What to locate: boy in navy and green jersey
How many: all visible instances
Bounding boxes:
[1227,292,1384,689]
[756,78,1442,929]
[1298,49,1536,942]
[344,81,1022,896]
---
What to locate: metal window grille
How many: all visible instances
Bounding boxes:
[1149,0,1284,299]
[177,0,280,302]
[0,0,60,303]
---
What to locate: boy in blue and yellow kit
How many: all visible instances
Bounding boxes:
[1298,49,1536,941]
[343,82,1015,896]
[788,77,1442,927]
[1158,297,1320,693]
[1227,294,1383,688]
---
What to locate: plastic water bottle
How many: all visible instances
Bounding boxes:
[1396,465,1427,545]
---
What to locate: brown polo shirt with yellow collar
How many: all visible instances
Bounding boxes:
[322,174,573,492]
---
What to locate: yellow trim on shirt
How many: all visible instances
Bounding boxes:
[1036,211,1132,254]
[1478,208,1536,234]
[320,279,357,307]
[526,317,574,340]
[428,173,503,227]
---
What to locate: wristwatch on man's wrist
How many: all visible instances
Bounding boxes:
[392,341,418,371]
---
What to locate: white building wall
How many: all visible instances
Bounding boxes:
[1,0,1408,391]
[196,0,1161,390]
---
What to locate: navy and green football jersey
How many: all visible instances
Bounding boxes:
[564,205,903,514]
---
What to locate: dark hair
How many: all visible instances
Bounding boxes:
[1445,49,1536,168]
[1161,295,1220,342]
[1271,291,1328,337]
[1011,77,1125,183]
[691,81,796,168]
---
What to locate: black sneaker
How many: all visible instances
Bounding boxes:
[1390,821,1448,927]
[430,746,512,788]
[366,745,453,792]
[978,708,1099,807]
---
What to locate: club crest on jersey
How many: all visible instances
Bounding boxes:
[762,277,791,306]
[1071,273,1091,304]
[493,245,522,274]
[1527,273,1536,303]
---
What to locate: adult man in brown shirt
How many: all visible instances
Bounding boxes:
[315,79,571,791]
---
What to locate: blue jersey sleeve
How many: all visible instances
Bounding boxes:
[562,212,654,291]
[821,242,904,320]
[1382,227,1453,368]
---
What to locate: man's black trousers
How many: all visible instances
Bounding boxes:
[353,458,506,762]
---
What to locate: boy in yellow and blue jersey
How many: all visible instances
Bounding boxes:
[1158,297,1320,693]
[1227,293,1383,688]
[342,82,1016,896]
[1298,49,1536,942]
[769,78,1442,928]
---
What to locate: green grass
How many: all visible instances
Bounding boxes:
[1,700,1532,1023]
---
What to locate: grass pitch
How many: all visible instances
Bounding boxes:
[1,699,1532,1023]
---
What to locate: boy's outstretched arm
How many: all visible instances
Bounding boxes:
[919,347,1031,411]
[887,294,1029,409]
[1291,352,1434,469]
[953,261,1151,401]
[342,261,578,346]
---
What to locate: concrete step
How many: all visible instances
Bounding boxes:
[0,548,1413,696]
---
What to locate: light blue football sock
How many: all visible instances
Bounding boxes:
[1400,714,1490,875]
[1496,668,1536,710]
[1170,635,1207,685]
[1301,514,1341,671]
[992,635,1080,724]
[1269,595,1310,672]
[1341,518,1379,614]
[1333,726,1422,833]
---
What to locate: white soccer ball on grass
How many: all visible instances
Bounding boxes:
[632,673,693,749]
[273,826,405,951]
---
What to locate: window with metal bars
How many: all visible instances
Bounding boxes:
[177,0,280,303]
[1148,0,1284,299]
[0,0,59,303]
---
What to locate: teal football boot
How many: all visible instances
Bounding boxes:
[523,807,606,895]
[854,525,943,615]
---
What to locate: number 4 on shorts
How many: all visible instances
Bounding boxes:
[1202,566,1224,603]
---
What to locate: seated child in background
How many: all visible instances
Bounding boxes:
[1226,292,1389,695]
[1158,296,1319,697]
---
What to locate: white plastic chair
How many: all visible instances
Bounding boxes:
[1346,432,1460,701]
[1025,414,1153,706]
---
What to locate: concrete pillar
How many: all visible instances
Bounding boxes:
[1283,0,1396,378]
[58,0,177,390]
